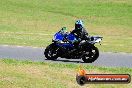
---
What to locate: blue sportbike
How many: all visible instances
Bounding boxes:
[44,30,103,63]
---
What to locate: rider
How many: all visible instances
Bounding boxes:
[71,20,90,47]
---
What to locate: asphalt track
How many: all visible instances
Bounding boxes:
[0,45,132,68]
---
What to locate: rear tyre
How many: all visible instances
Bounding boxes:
[44,44,58,60]
[82,46,99,63]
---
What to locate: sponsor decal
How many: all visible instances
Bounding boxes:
[76,65,131,85]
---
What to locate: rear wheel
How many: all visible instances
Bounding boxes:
[82,46,99,63]
[44,44,58,60]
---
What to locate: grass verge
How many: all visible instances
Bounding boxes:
[0,0,132,53]
[0,59,132,88]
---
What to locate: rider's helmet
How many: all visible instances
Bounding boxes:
[75,20,84,30]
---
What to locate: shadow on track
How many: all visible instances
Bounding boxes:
[45,59,83,63]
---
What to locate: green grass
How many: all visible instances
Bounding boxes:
[0,59,132,88]
[0,0,132,52]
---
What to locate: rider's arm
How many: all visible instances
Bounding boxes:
[70,29,77,34]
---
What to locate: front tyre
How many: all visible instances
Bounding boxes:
[44,44,58,60]
[82,46,99,63]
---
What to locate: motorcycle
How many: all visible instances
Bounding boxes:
[44,30,103,63]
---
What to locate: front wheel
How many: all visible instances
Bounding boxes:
[82,46,99,63]
[44,44,58,60]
